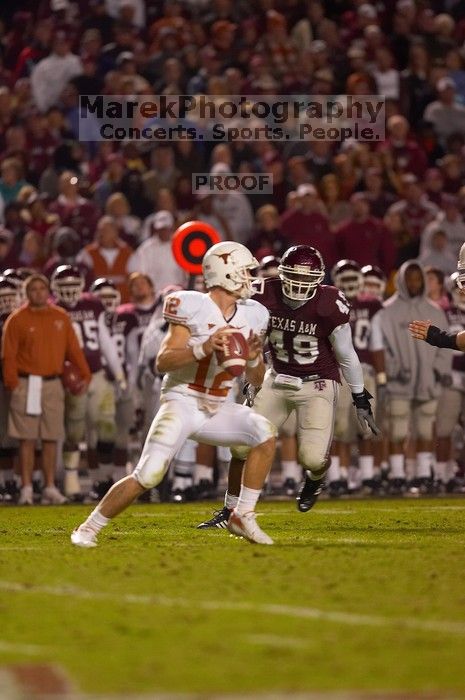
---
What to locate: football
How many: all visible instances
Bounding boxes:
[216,329,249,377]
[62,360,85,395]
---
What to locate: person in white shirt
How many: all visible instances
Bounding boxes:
[127,210,187,290]
[31,32,82,113]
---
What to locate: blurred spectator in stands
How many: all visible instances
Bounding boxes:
[0,227,18,271]
[419,230,457,277]
[31,31,82,113]
[191,189,231,241]
[423,168,445,207]
[335,192,395,276]
[399,43,434,128]
[319,174,351,230]
[142,146,180,205]
[209,163,254,245]
[363,167,396,219]
[379,115,428,180]
[13,20,52,82]
[174,140,206,179]
[423,78,465,147]
[281,184,336,270]
[81,0,115,46]
[421,194,465,261]
[78,215,133,302]
[424,266,450,310]
[248,204,285,260]
[0,158,27,205]
[372,47,400,100]
[105,192,141,249]
[100,22,137,74]
[388,173,438,253]
[39,142,82,199]
[438,154,464,194]
[25,193,59,240]
[120,169,153,221]
[25,114,58,188]
[153,57,186,95]
[187,46,222,95]
[48,171,100,247]
[43,226,91,286]
[2,202,27,250]
[127,210,187,290]
[17,229,44,270]
[93,153,127,210]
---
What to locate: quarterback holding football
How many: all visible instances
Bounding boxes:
[71,241,278,547]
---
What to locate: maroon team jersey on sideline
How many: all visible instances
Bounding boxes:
[118,297,163,347]
[445,306,465,373]
[255,277,351,381]
[349,295,383,366]
[58,293,104,373]
[104,309,139,380]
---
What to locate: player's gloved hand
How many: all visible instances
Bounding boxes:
[352,389,380,436]
[243,382,260,407]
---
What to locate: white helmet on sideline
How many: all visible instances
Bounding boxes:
[457,241,465,288]
[202,241,258,299]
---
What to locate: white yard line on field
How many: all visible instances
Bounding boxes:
[0,640,48,655]
[245,633,308,649]
[1,579,465,637]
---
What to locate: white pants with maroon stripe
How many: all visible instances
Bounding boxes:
[133,392,276,489]
[231,370,339,472]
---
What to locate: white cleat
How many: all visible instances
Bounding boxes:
[18,485,33,505]
[71,525,98,548]
[41,486,68,505]
[227,511,273,545]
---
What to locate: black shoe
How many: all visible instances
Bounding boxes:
[296,475,324,512]
[388,478,406,495]
[88,478,113,501]
[281,477,297,497]
[197,506,232,529]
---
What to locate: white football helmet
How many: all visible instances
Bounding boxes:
[202,241,258,299]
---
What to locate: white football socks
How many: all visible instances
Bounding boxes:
[235,485,261,515]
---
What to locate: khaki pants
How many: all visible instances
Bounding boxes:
[8,377,64,441]
[387,397,437,443]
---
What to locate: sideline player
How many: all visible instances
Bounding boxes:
[71,241,277,547]
[199,245,379,529]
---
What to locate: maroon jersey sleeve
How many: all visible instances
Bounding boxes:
[105,310,139,380]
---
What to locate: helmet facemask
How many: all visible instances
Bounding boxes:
[52,279,84,306]
[279,264,324,301]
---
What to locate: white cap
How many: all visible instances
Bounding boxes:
[358,3,377,18]
[210,162,230,175]
[437,77,455,92]
[152,210,174,230]
[297,184,317,197]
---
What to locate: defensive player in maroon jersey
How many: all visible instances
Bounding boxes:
[51,265,125,500]
[199,245,379,529]
[0,276,21,501]
[330,260,386,495]
[91,277,140,487]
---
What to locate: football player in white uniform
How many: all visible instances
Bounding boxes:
[71,241,277,547]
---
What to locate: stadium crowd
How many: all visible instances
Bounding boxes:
[1,0,465,506]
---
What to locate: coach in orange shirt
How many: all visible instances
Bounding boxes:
[1,273,91,505]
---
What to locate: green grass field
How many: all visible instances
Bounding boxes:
[1,498,465,697]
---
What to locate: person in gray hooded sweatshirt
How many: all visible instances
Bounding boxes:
[371,260,450,492]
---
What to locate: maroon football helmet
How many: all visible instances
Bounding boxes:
[51,264,84,306]
[258,255,281,279]
[0,276,20,314]
[278,245,325,300]
[331,259,363,299]
[361,264,386,300]
[90,277,121,312]
[3,268,28,303]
